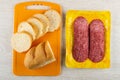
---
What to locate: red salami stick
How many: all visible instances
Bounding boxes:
[72,17,89,62]
[89,19,105,63]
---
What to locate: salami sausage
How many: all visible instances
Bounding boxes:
[89,19,105,63]
[72,17,88,62]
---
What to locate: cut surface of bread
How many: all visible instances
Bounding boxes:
[33,14,49,36]
[11,32,32,53]
[24,41,56,69]
[27,18,44,39]
[18,21,38,40]
[44,9,61,32]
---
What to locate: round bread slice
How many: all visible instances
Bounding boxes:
[33,14,49,36]
[44,9,61,32]
[18,21,38,40]
[11,32,32,53]
[27,18,43,39]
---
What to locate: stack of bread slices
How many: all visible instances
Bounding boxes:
[11,9,61,69]
[11,9,61,53]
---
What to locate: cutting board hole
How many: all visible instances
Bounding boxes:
[26,4,50,10]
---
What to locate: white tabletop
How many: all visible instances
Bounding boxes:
[0,0,120,80]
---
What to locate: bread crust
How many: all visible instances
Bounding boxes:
[24,41,56,69]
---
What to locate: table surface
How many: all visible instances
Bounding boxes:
[0,0,120,80]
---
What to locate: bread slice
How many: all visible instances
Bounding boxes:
[24,41,56,69]
[44,9,61,32]
[27,18,44,39]
[33,14,49,36]
[11,32,32,53]
[18,21,38,40]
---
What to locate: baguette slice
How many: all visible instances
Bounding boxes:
[24,41,56,69]
[27,18,43,39]
[33,14,49,36]
[44,9,61,32]
[18,21,38,40]
[11,32,32,53]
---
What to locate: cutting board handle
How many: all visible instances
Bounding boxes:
[15,1,61,12]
